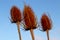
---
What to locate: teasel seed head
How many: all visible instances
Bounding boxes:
[10,6,22,23]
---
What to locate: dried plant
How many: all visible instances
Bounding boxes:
[23,5,37,40]
[40,13,52,40]
[10,6,22,40]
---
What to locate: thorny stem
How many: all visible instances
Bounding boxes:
[30,29,35,40]
[46,29,49,40]
[16,22,22,40]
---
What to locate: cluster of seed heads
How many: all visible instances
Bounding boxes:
[10,4,52,40]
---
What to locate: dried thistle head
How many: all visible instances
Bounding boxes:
[23,5,37,30]
[41,13,52,31]
[10,6,21,23]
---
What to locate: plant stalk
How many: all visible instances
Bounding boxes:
[16,22,22,40]
[46,29,49,40]
[30,29,35,40]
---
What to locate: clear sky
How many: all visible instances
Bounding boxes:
[0,0,60,40]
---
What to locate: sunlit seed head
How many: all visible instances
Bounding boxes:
[10,6,21,23]
[41,13,52,31]
[23,5,37,30]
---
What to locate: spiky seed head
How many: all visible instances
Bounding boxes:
[41,13,52,31]
[23,5,37,30]
[10,6,21,23]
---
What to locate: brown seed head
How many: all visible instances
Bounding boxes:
[10,6,21,23]
[41,13,52,31]
[23,5,37,30]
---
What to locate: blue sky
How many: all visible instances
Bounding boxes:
[0,0,60,40]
